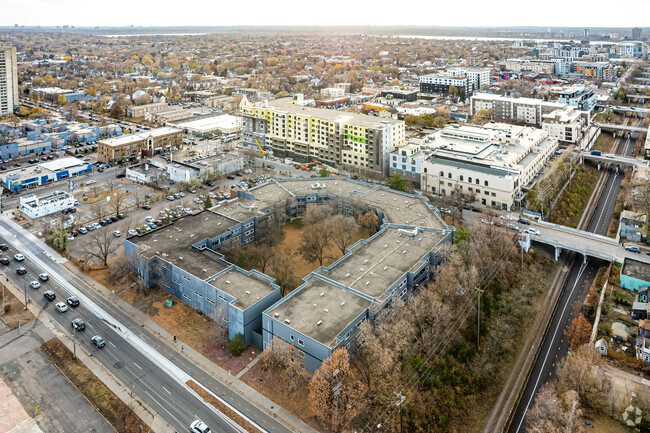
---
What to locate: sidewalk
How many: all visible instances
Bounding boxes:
[62,260,318,433]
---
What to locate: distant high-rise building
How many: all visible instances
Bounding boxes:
[0,44,18,118]
[633,27,642,40]
[584,28,590,38]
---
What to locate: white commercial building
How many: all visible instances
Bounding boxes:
[416,124,558,210]
[20,190,75,219]
[444,68,491,92]
[470,93,566,126]
[0,45,18,118]
[167,114,240,136]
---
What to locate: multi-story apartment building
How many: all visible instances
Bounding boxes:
[241,99,405,175]
[444,68,491,92]
[556,86,598,112]
[572,62,615,81]
[505,58,556,74]
[97,127,182,164]
[396,124,558,210]
[388,143,425,188]
[0,45,18,118]
[619,42,646,58]
[542,106,590,145]
[419,75,472,97]
[470,93,565,126]
[126,102,168,118]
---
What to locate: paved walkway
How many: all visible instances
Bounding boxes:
[62,260,318,433]
[0,376,34,433]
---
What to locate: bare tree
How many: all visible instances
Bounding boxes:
[111,192,126,217]
[330,214,359,255]
[91,202,107,222]
[82,229,118,266]
[90,184,100,198]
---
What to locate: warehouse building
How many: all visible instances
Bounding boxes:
[19,190,75,219]
[0,157,93,191]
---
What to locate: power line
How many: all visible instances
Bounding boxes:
[363,237,520,432]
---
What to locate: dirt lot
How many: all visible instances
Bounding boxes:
[0,286,35,331]
[240,361,321,430]
[41,338,149,433]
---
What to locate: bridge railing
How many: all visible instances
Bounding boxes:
[536,220,619,245]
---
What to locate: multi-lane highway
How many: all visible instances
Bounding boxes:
[0,218,293,433]
[509,129,637,432]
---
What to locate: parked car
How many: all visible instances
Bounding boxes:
[526,228,540,236]
[91,335,105,348]
[78,227,88,235]
[142,205,152,210]
[0,258,10,266]
[226,175,235,180]
[55,302,68,313]
[518,218,531,225]
[166,195,175,201]
[92,223,101,230]
[127,229,138,237]
[117,213,126,219]
[67,296,80,307]
[145,216,155,223]
[0,244,8,251]
[86,180,96,185]
[266,164,275,169]
[43,291,56,302]
[113,231,121,237]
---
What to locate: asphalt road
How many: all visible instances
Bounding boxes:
[0,221,291,433]
[509,130,636,433]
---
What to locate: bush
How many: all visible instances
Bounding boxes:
[228,333,245,356]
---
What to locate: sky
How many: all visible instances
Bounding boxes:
[1,0,650,28]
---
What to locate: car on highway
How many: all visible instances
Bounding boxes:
[0,258,9,266]
[625,245,641,253]
[29,281,41,289]
[113,230,121,237]
[190,420,211,433]
[13,253,24,261]
[0,244,8,251]
[91,335,105,348]
[526,228,541,236]
[16,267,26,275]
[266,164,275,169]
[67,296,80,307]
[71,318,86,331]
[43,291,56,302]
[86,180,97,185]
[55,302,68,313]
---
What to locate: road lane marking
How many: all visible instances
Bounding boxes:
[108,341,116,348]
[134,362,142,370]
[162,386,171,395]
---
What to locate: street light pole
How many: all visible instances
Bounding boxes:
[23,276,27,310]
[73,328,77,359]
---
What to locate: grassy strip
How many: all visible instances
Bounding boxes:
[187,380,258,433]
[548,164,601,228]
[41,339,150,433]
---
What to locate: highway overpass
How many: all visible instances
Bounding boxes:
[521,220,650,264]
[593,122,648,133]
[579,151,644,168]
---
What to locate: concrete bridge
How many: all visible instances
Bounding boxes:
[593,122,648,133]
[579,151,643,168]
[519,221,650,264]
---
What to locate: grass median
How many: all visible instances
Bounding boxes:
[41,338,150,433]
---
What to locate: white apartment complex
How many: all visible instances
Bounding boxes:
[419,75,473,97]
[470,93,566,126]
[241,98,405,175]
[0,45,18,118]
[20,190,75,219]
[542,107,589,145]
[444,68,491,92]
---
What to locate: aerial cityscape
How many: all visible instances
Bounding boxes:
[0,4,649,433]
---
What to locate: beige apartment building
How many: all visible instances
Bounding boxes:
[471,93,566,126]
[98,127,183,164]
[241,98,405,174]
[0,45,18,118]
[542,106,589,145]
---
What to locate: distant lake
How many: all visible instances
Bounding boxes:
[396,34,580,43]
[101,33,209,37]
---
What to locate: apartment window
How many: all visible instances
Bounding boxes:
[298,339,304,346]
[476,179,480,185]
[218,295,228,301]
[448,173,452,178]
[206,298,215,305]
[183,294,192,301]
[161,264,170,270]
[484,180,489,187]
[468,177,472,183]
[491,192,496,197]
[476,189,481,194]
[290,335,294,341]
[459,175,463,181]
[194,291,203,298]
[171,278,180,285]
[485,191,490,195]
[182,275,191,282]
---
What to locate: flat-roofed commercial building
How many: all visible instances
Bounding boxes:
[241,98,405,175]
[419,124,558,210]
[167,114,240,136]
[20,190,75,219]
[97,127,182,164]
[0,157,93,192]
[470,93,566,126]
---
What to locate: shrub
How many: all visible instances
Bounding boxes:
[228,333,245,356]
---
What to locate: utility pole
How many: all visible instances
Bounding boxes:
[475,286,484,349]
[394,392,405,433]
[23,276,27,310]
[73,328,77,359]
